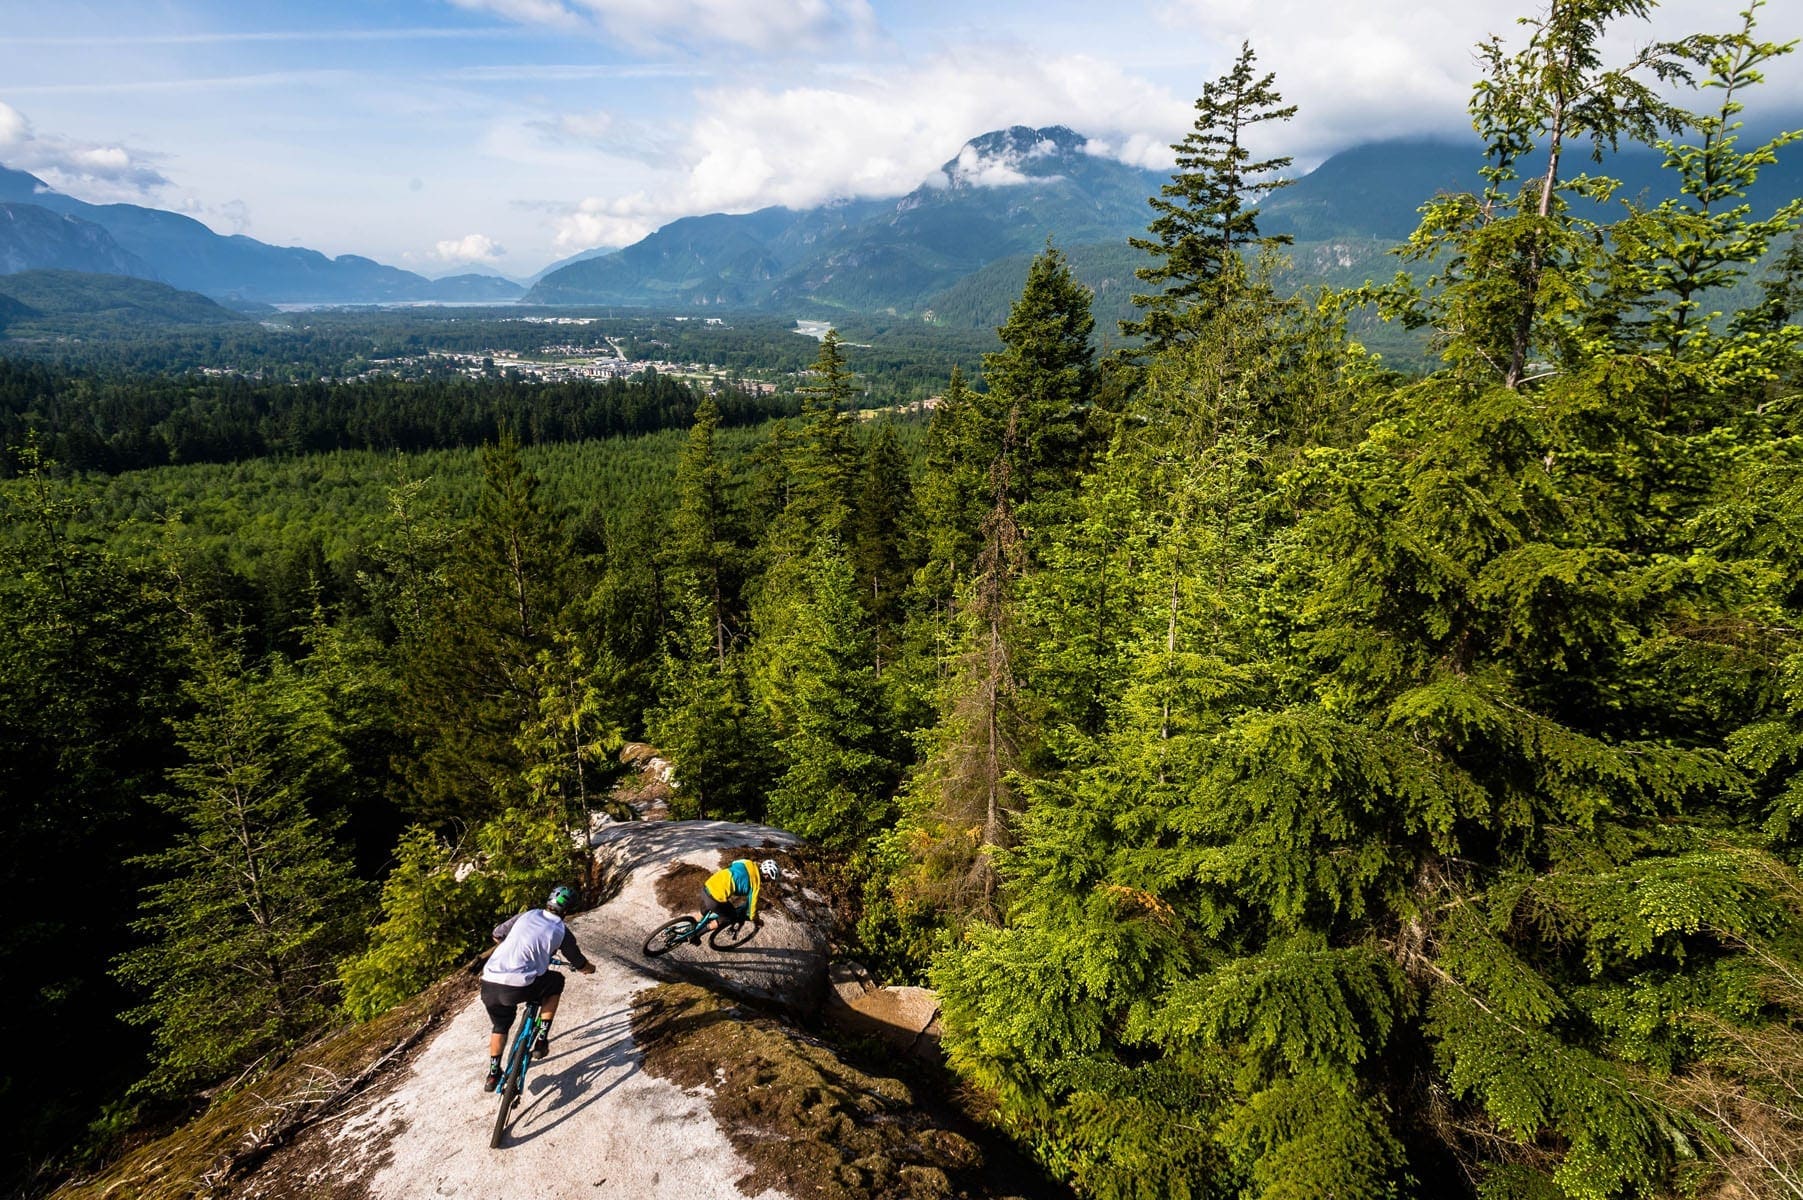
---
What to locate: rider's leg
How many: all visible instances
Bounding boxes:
[700,889,737,929]
[531,971,567,1054]
[479,982,522,1085]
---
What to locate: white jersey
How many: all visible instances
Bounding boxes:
[482,909,571,987]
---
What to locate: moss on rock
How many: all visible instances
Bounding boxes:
[631,982,1011,1200]
[52,973,474,1200]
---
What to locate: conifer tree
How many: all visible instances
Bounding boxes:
[648,590,777,821]
[516,631,622,829]
[1124,41,1296,353]
[912,366,986,609]
[1383,0,1703,387]
[885,411,1034,930]
[762,545,899,849]
[784,329,860,545]
[360,474,454,644]
[979,244,1098,506]
[117,623,365,1091]
[668,395,738,666]
[577,496,668,738]
[851,422,919,676]
[1586,8,1802,372]
[398,435,569,825]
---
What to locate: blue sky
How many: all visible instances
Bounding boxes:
[2,0,1797,276]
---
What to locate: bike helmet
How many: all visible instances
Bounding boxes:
[546,884,577,914]
[759,858,781,882]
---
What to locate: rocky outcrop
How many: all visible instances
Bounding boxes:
[827,961,945,1062]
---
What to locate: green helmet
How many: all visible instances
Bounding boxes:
[546,885,577,914]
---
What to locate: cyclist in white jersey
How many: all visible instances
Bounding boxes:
[479,884,594,1089]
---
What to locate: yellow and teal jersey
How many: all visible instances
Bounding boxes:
[703,859,761,920]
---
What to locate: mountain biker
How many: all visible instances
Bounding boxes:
[700,858,780,930]
[480,884,594,1089]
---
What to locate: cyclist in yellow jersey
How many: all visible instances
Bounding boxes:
[701,858,780,928]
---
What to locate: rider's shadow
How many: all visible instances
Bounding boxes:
[505,1005,645,1144]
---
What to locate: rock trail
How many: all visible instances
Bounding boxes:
[326,820,820,1200]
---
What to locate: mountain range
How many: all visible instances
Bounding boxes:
[0,166,524,304]
[525,127,1803,327]
[2,123,1797,320]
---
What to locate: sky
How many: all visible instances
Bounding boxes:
[2,0,1798,277]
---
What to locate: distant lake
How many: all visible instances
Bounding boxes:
[793,319,832,340]
[270,300,524,312]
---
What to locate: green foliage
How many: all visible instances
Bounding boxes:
[341,805,583,1022]
[339,827,494,1020]
[648,590,778,820]
[1125,42,1296,353]
[115,622,367,1093]
[0,449,182,1188]
[979,244,1098,503]
[932,7,1803,1196]
[762,545,900,848]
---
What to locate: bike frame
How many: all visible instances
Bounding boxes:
[495,1001,544,1093]
[489,956,570,1148]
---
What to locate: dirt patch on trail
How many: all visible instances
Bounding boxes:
[632,982,1018,1200]
[654,862,711,912]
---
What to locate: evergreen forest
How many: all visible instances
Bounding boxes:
[4,3,1803,1197]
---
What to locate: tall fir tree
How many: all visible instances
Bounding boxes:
[762,544,900,849]
[781,329,861,549]
[398,434,570,825]
[1124,41,1296,354]
[668,394,739,666]
[979,243,1099,507]
[117,622,366,1092]
[851,422,920,677]
[912,366,987,611]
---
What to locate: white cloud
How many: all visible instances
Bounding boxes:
[950,143,1033,188]
[0,100,171,201]
[1153,0,1803,158]
[553,194,660,251]
[540,49,1192,251]
[445,0,878,52]
[435,232,508,263]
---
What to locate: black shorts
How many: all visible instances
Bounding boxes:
[700,887,745,927]
[480,971,565,1035]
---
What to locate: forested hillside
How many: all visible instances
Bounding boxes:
[5,3,1803,1199]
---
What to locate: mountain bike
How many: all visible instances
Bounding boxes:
[489,958,568,1149]
[642,909,759,956]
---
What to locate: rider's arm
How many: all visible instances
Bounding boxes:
[559,927,592,971]
[746,864,761,922]
[492,913,521,943]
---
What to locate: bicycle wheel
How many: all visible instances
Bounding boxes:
[643,916,698,957]
[708,918,759,951]
[489,1063,520,1148]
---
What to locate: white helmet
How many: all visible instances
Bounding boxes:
[759,858,781,882]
